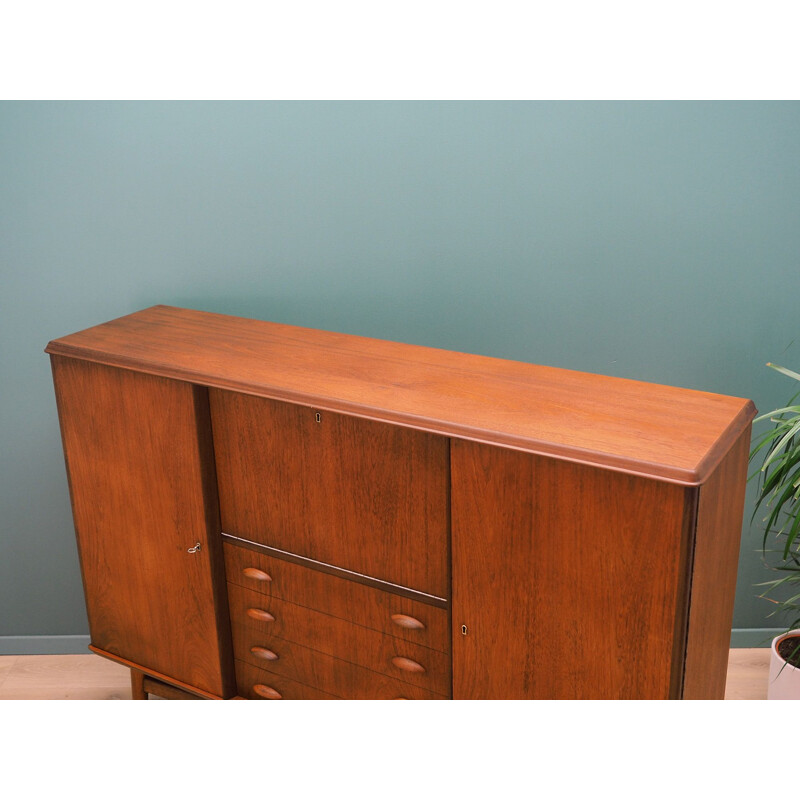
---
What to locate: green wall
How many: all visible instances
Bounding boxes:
[2,101,798,651]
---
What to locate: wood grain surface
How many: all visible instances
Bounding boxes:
[130,668,147,700]
[141,674,204,700]
[211,391,449,596]
[223,541,450,650]
[45,305,755,485]
[450,440,691,699]
[224,534,448,607]
[0,651,769,699]
[51,356,234,697]
[234,659,340,699]
[232,635,451,699]
[724,648,771,700]
[45,307,755,702]
[88,646,223,699]
[0,654,135,700]
[227,582,451,692]
[681,428,751,699]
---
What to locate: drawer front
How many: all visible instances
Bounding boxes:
[229,582,451,694]
[235,659,338,700]
[211,392,449,597]
[234,635,450,700]
[224,542,450,653]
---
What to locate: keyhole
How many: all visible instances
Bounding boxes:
[461,624,468,635]
[315,412,321,423]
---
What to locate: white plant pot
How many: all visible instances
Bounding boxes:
[768,630,800,700]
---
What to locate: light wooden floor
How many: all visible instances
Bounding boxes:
[0,648,774,699]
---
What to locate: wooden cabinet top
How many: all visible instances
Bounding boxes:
[46,305,755,486]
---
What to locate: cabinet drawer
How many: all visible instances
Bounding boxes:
[234,636,450,700]
[235,659,338,700]
[229,582,451,695]
[224,541,450,652]
[211,392,449,597]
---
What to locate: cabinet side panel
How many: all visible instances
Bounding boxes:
[451,441,689,699]
[51,356,231,696]
[681,428,750,699]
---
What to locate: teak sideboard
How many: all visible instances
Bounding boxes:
[46,306,756,700]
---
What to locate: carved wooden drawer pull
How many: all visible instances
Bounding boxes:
[246,608,275,623]
[242,567,272,582]
[250,646,279,661]
[391,656,426,674]
[391,613,425,631]
[253,684,282,699]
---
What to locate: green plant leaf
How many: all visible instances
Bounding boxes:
[750,361,800,632]
[768,363,800,382]
[784,505,800,559]
[761,422,800,469]
[756,574,799,592]
[754,406,800,423]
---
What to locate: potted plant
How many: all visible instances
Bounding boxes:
[750,362,800,699]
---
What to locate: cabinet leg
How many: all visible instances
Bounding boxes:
[130,668,148,700]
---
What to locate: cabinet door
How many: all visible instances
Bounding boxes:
[51,357,234,697]
[451,440,692,699]
[209,391,449,598]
